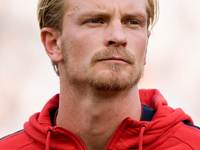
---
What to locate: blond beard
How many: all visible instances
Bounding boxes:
[86,48,144,91]
[62,44,144,91]
[86,65,143,91]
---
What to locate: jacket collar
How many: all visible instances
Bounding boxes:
[24,89,193,150]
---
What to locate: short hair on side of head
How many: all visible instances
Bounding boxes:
[146,0,159,30]
[37,0,66,31]
[37,0,159,76]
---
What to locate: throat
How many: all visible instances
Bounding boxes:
[80,131,111,150]
[57,86,141,150]
[56,103,124,150]
[76,110,120,149]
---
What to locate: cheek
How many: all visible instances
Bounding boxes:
[127,32,148,64]
[70,30,102,58]
[128,33,148,52]
[62,32,96,68]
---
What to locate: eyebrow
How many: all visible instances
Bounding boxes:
[78,10,147,19]
[122,11,147,19]
[78,11,110,19]
[74,8,148,26]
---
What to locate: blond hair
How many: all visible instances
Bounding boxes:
[37,0,159,75]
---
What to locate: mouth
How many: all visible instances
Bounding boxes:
[99,56,132,64]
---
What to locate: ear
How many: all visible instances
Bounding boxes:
[143,31,151,65]
[41,28,63,63]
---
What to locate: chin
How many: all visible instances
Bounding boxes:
[87,69,143,91]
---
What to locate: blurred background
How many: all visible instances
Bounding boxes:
[0,0,200,137]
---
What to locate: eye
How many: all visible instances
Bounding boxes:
[127,20,139,25]
[90,19,101,23]
[89,19,104,24]
[84,18,105,27]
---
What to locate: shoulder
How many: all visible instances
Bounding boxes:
[183,121,200,130]
[171,122,200,149]
[0,130,42,150]
[178,121,200,137]
[155,122,200,149]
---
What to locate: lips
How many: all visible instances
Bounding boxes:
[99,56,132,64]
[91,48,135,65]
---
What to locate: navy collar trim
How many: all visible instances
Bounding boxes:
[141,104,156,121]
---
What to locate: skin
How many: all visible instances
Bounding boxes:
[41,0,150,149]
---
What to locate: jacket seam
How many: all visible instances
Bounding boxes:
[171,136,194,150]
[17,140,36,150]
[182,122,200,132]
[143,122,182,149]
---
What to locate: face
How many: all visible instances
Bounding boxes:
[59,0,149,91]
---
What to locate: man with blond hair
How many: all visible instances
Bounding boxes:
[0,0,200,149]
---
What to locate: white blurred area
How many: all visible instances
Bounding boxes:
[0,0,200,137]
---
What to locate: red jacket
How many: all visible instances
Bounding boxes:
[1,89,200,150]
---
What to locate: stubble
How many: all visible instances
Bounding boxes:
[61,43,144,91]
[86,48,144,91]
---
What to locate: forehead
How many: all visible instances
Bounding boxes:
[65,0,147,17]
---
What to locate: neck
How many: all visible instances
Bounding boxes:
[56,80,141,150]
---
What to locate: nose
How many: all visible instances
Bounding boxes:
[104,23,127,47]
